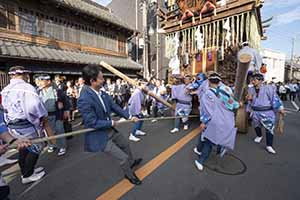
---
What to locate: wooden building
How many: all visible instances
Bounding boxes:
[0,0,142,88]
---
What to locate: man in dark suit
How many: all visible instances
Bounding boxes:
[77,65,142,185]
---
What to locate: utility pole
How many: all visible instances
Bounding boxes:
[290,37,295,80]
[142,1,149,79]
[135,0,139,63]
[156,3,160,79]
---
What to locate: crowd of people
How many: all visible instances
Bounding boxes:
[0,64,290,199]
[274,81,300,103]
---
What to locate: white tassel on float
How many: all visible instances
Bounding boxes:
[195,25,204,52]
[240,14,244,44]
[237,15,239,45]
[231,16,235,46]
[246,12,250,42]
[217,21,219,48]
[223,18,231,48]
[212,22,215,48]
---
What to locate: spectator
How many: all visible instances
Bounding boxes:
[66,81,77,121]
[120,80,131,108]
[54,75,66,91]
[279,82,287,101]
[289,81,298,101]
[113,79,123,107]
[284,82,290,100]
[38,74,70,156]
[151,80,166,122]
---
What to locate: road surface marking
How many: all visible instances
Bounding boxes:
[96,127,201,200]
[291,101,299,111]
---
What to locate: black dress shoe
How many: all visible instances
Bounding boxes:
[124,174,142,185]
[130,158,143,169]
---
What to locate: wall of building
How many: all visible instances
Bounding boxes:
[108,0,142,62]
[108,0,168,79]
[262,49,286,83]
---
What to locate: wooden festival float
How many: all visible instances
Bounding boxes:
[158,0,266,132]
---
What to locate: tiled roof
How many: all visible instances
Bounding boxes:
[0,39,142,70]
[50,0,134,31]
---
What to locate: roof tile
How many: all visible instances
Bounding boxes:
[0,39,142,70]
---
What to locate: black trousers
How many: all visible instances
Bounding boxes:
[0,185,10,200]
[255,127,273,146]
[152,104,158,118]
[290,92,297,101]
[18,148,39,178]
[280,93,287,101]
[146,99,152,115]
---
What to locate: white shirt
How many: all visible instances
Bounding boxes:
[90,87,107,112]
[89,87,112,128]
[289,83,298,92]
[279,85,286,94]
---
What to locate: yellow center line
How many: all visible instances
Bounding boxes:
[96,127,201,200]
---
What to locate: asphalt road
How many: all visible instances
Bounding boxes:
[4,100,300,200]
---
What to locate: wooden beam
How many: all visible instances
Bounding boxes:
[100,61,175,110]
[0,28,128,58]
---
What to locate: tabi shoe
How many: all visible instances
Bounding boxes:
[34,167,44,174]
[266,146,276,154]
[129,134,141,142]
[194,160,204,171]
[136,130,146,136]
[254,136,263,143]
[57,148,66,156]
[21,171,45,184]
[170,128,179,134]
[142,110,149,117]
[131,158,143,169]
[193,147,202,156]
[183,125,189,130]
[125,173,142,185]
[0,157,18,167]
[118,118,127,122]
[47,147,55,153]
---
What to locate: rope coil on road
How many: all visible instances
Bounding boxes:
[204,152,247,176]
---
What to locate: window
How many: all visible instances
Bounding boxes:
[118,38,126,54]
[15,6,121,52]
[0,4,7,28]
[7,6,16,30]
[19,7,37,35]
[0,3,16,30]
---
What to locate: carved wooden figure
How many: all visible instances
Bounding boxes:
[176,0,217,26]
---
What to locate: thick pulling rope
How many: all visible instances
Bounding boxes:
[9,115,199,149]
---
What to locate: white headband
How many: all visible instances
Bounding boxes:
[39,75,51,80]
[8,69,31,75]
[208,76,221,80]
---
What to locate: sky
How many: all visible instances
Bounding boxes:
[93,0,300,59]
[261,0,300,59]
[92,0,111,6]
